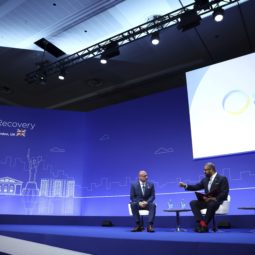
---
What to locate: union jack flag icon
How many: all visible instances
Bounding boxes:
[16,129,26,137]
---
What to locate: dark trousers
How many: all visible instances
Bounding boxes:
[130,202,156,226]
[190,199,221,224]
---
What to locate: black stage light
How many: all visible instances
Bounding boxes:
[100,54,107,64]
[151,31,160,45]
[100,41,120,64]
[194,0,210,11]
[58,69,66,80]
[177,10,201,31]
[213,7,224,22]
[37,72,47,85]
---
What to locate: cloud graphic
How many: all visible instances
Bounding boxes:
[99,134,110,141]
[50,147,66,153]
[154,147,174,155]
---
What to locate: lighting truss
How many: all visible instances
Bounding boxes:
[25,0,243,83]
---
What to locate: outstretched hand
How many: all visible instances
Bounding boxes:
[179,182,187,188]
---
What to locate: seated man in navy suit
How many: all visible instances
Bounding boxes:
[130,170,156,232]
[179,162,229,233]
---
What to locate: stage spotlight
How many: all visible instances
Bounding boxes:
[58,69,65,80]
[38,72,47,85]
[100,54,107,64]
[100,41,120,64]
[213,7,224,22]
[194,0,210,11]
[177,10,201,31]
[151,32,160,45]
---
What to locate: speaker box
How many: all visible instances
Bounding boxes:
[101,220,113,227]
[217,221,231,229]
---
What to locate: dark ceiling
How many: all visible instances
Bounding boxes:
[0,0,254,112]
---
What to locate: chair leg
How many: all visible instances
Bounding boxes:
[212,216,217,232]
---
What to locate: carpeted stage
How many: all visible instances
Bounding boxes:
[0,222,254,255]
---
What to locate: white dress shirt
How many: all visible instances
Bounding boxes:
[208,172,217,191]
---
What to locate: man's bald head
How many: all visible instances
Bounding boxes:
[139,170,148,183]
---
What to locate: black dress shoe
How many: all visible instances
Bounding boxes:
[194,226,200,232]
[131,225,144,232]
[147,225,155,233]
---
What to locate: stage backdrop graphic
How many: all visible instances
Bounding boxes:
[0,87,254,216]
[0,106,87,215]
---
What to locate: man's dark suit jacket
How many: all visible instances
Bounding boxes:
[186,174,229,204]
[130,181,155,204]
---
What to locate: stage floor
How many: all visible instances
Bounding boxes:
[0,225,254,255]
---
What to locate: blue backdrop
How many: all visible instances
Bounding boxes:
[0,85,254,216]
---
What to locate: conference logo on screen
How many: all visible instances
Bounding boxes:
[0,119,36,138]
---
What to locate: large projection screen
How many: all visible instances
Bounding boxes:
[186,52,255,159]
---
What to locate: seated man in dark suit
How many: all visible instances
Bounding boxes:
[179,162,229,233]
[130,170,156,232]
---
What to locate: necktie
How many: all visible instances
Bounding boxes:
[142,183,146,195]
[208,179,212,191]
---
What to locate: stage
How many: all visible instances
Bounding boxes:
[0,223,254,255]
